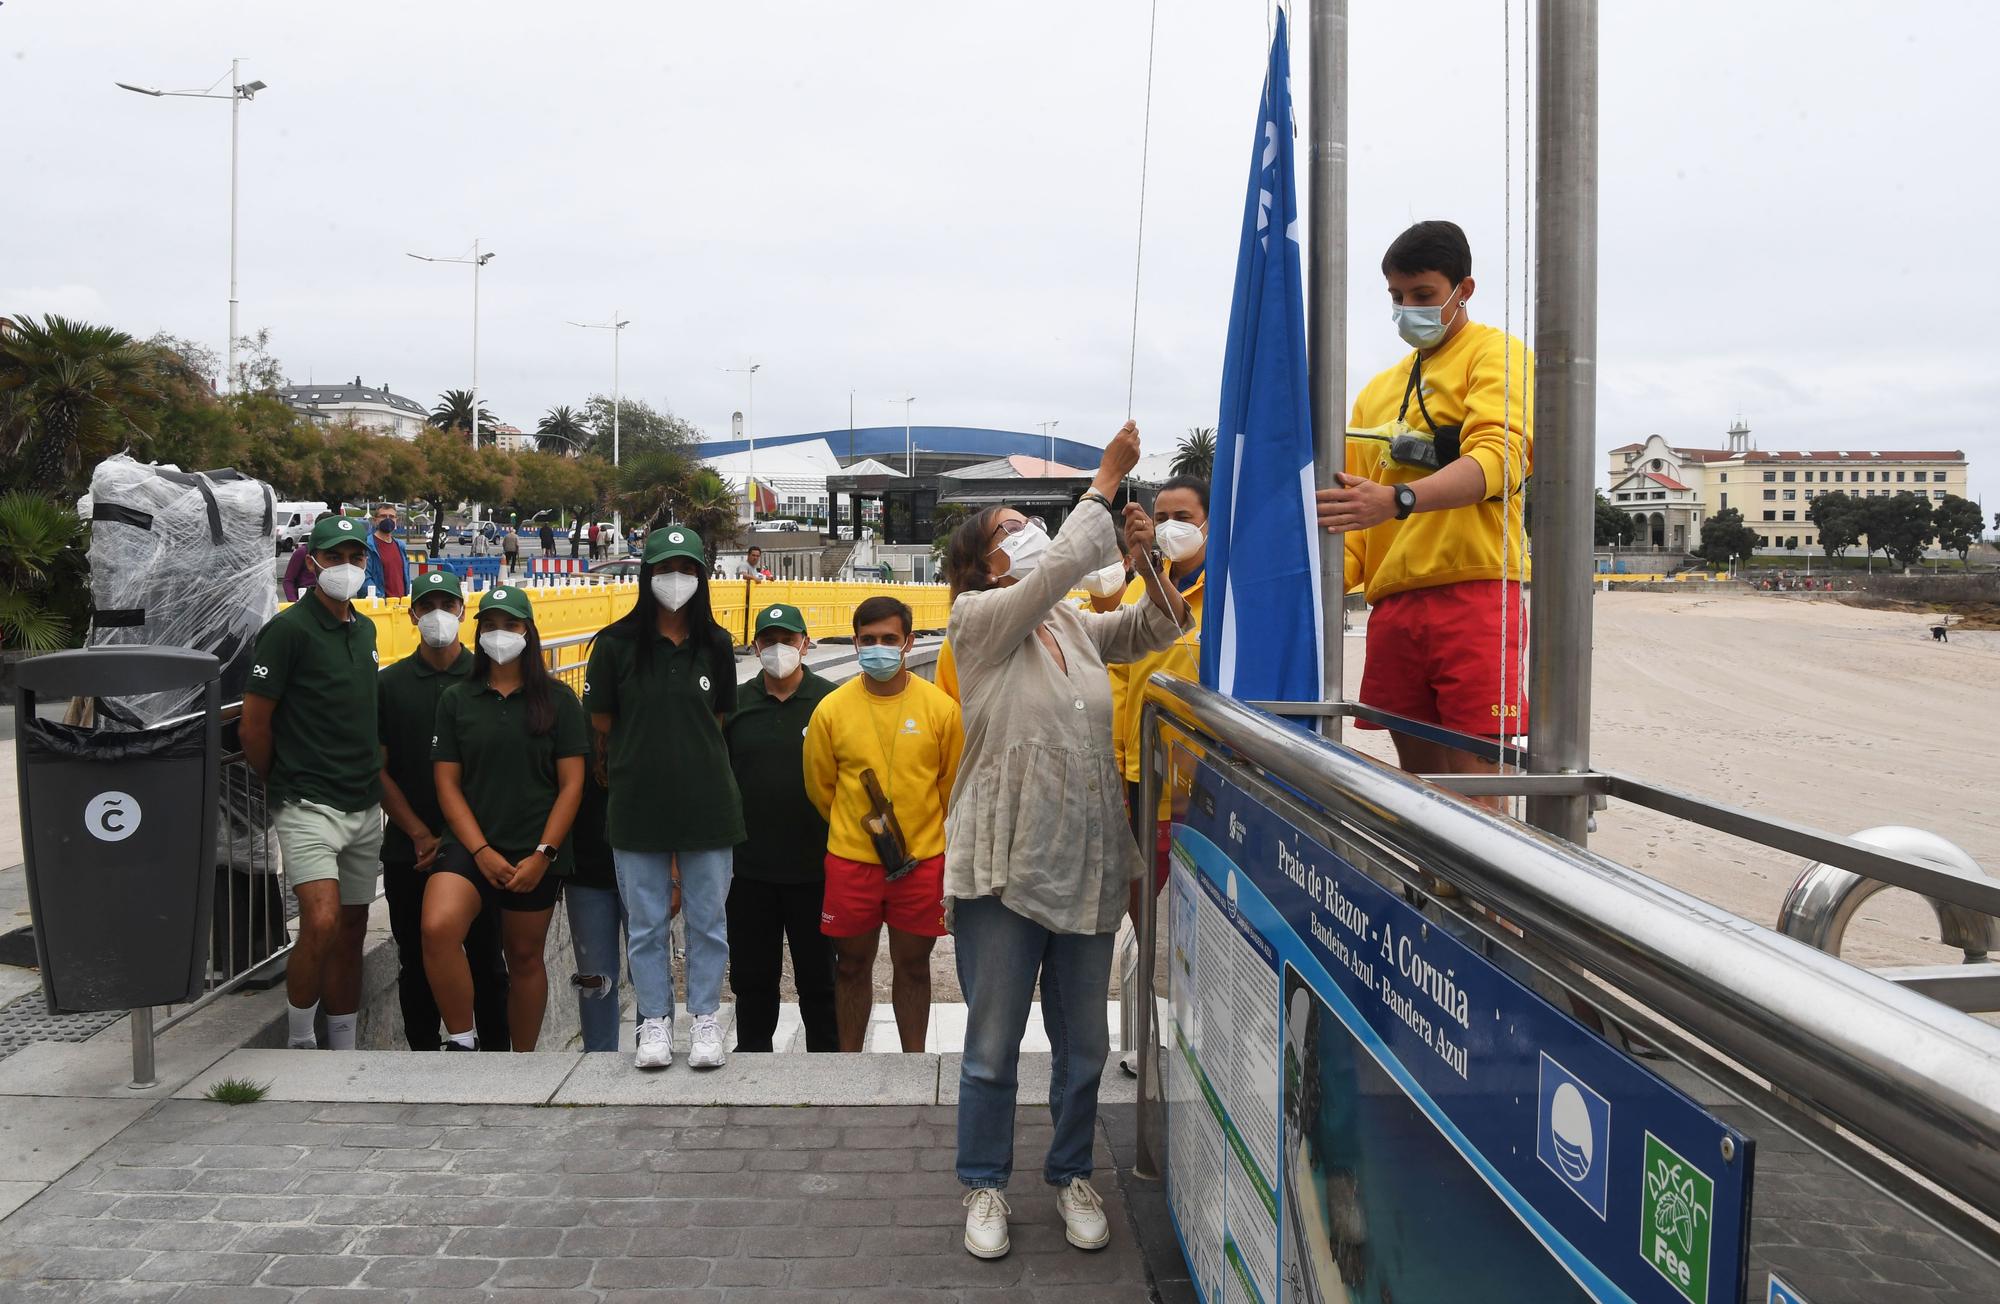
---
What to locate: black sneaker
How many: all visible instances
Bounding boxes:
[443,1040,478,1051]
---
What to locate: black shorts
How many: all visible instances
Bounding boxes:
[435,842,564,913]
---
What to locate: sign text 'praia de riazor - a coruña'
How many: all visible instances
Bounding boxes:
[1178,761,1754,1304]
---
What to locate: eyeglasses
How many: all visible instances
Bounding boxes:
[988,516,1048,546]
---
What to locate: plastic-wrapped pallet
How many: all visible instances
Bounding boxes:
[79,454,278,728]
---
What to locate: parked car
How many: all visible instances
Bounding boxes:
[587,558,642,582]
[274,501,329,556]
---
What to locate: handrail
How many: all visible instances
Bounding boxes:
[1134,673,2000,1219]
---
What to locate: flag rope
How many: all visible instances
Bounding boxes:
[1126,0,1161,421]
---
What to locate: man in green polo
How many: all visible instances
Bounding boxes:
[375,570,510,1051]
[241,514,383,1051]
[724,603,837,1052]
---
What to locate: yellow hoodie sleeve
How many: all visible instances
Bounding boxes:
[1457,333,1535,500]
[802,705,835,823]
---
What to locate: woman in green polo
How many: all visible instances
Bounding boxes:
[427,585,589,1052]
[584,525,745,1071]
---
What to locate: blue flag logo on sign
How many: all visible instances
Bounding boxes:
[1768,1273,1808,1304]
[1199,7,1323,702]
[1538,1051,1611,1219]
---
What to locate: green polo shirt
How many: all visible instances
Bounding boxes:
[375,645,474,865]
[725,668,834,884]
[246,594,381,812]
[582,625,744,853]
[431,676,591,874]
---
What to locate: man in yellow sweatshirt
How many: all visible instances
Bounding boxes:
[804,594,964,1052]
[1316,220,1532,798]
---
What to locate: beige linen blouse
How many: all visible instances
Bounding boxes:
[943,502,1183,935]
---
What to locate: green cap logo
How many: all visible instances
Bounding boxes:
[1639,1132,1713,1304]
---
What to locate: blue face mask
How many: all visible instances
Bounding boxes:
[1392,286,1466,350]
[857,645,904,681]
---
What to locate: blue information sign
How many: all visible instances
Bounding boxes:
[1768,1273,1807,1304]
[1163,759,1752,1304]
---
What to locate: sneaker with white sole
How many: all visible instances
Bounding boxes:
[687,1014,727,1069]
[962,1188,1011,1259]
[634,1016,673,1070]
[1056,1177,1110,1250]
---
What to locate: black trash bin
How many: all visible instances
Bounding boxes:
[14,648,222,1012]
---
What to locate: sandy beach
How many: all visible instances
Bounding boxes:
[1341,589,2000,971]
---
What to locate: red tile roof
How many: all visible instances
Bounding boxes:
[1642,472,1689,490]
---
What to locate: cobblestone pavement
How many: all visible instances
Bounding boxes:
[0,1100,1168,1302]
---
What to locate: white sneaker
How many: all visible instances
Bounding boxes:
[634,1016,673,1070]
[287,1038,317,1051]
[962,1188,1011,1259]
[1057,1177,1110,1250]
[687,1014,727,1069]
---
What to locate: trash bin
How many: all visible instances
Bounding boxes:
[14,647,222,1012]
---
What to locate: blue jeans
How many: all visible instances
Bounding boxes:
[953,894,1116,1189]
[614,847,732,1020]
[565,883,627,1053]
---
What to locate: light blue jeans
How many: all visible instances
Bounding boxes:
[565,883,627,1053]
[614,847,732,1021]
[953,893,1116,1189]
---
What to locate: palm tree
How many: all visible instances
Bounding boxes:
[616,449,693,528]
[680,469,744,551]
[0,315,166,493]
[428,388,496,439]
[537,404,588,455]
[1171,426,1216,480]
[0,490,85,650]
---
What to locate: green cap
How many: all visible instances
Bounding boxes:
[309,515,367,551]
[412,569,463,600]
[478,585,534,622]
[754,603,808,636]
[643,525,705,566]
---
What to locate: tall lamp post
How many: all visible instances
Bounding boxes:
[723,362,763,520]
[1036,419,1060,467]
[408,239,496,523]
[116,60,269,394]
[891,394,917,475]
[569,311,629,536]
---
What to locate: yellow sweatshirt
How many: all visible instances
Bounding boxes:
[803,674,963,863]
[1108,564,1205,785]
[1344,321,1534,605]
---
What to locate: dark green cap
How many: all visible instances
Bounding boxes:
[309,515,367,551]
[643,525,705,566]
[412,569,463,600]
[754,603,808,636]
[478,585,535,622]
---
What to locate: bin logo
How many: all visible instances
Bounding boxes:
[1640,1130,1714,1304]
[1537,1052,1609,1218]
[84,791,142,843]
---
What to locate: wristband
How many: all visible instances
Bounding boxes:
[472,844,491,860]
[1080,490,1112,513]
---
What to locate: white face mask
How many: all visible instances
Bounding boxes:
[315,562,366,602]
[1081,561,1128,598]
[479,630,526,665]
[652,572,699,611]
[417,608,462,649]
[758,643,802,679]
[995,523,1051,580]
[1155,519,1206,563]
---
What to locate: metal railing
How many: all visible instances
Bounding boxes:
[1133,673,2000,1249]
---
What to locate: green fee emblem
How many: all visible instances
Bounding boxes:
[1639,1131,1714,1304]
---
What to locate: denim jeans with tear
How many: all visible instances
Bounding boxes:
[565,883,626,1052]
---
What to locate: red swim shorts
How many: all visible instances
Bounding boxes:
[1357,579,1529,737]
[820,853,947,939]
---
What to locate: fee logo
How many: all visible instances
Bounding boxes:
[1640,1131,1714,1304]
[1536,1052,1610,1219]
[84,791,141,842]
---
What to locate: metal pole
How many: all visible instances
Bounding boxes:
[470,238,483,527]
[1133,700,1165,1180]
[1307,0,1348,737]
[226,58,240,395]
[612,312,623,538]
[130,1006,157,1089]
[1526,0,1598,844]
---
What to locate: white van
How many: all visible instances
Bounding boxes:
[274,501,329,555]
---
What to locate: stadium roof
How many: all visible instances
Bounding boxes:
[700,425,1104,468]
[278,383,426,416]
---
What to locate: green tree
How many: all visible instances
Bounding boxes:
[1593,493,1636,546]
[1932,493,1984,568]
[227,326,289,395]
[582,394,702,459]
[1171,426,1216,480]
[1696,507,1759,569]
[1862,493,1935,570]
[536,405,589,455]
[616,449,695,528]
[321,422,394,509]
[0,314,166,494]
[1807,491,1864,558]
[507,451,595,523]
[408,428,503,547]
[231,396,332,498]
[428,388,497,438]
[931,502,974,563]
[679,468,743,552]
[0,490,85,651]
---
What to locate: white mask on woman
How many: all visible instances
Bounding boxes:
[996,523,1051,579]
[479,630,526,665]
[417,608,462,648]
[652,572,699,611]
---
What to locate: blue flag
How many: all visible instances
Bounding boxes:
[1200,9,1323,701]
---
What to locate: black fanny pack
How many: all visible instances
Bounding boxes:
[1391,355,1462,470]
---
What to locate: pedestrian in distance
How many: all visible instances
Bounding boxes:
[940,420,1188,1260]
[427,585,589,1051]
[585,525,745,1071]
[803,595,962,1053]
[375,570,511,1051]
[736,546,766,581]
[365,505,411,600]
[241,514,387,1051]
[725,603,839,1053]
[539,520,556,557]
[501,526,521,576]
[588,521,601,560]
[281,540,316,602]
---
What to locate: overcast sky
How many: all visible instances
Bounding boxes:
[5,1,1995,509]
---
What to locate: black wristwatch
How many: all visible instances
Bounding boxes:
[1393,483,1418,520]
[1080,490,1113,513]
[533,843,559,861]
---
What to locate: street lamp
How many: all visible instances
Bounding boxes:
[408,239,496,522]
[722,362,762,518]
[891,395,917,476]
[569,311,629,536]
[116,60,268,394]
[1037,419,1060,467]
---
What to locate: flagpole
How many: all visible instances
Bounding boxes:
[1308,0,1349,734]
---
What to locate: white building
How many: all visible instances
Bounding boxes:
[279,379,428,440]
[489,424,537,454]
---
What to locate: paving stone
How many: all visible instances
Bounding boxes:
[358,1254,500,1287]
[127,1250,271,1284]
[258,1253,369,1287]
[492,1255,593,1288]
[226,1224,356,1255]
